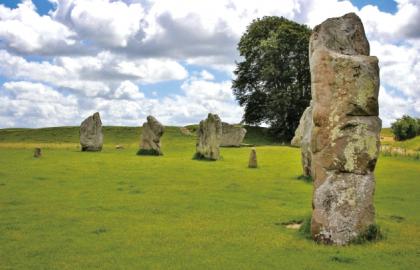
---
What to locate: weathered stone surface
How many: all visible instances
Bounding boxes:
[34,148,42,158]
[139,116,164,155]
[248,148,257,168]
[291,103,313,177]
[309,12,370,57]
[291,103,312,147]
[221,123,247,147]
[195,113,222,160]
[80,112,103,152]
[310,13,381,245]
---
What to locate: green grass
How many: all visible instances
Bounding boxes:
[388,136,420,151]
[380,128,420,151]
[0,127,419,269]
[381,128,393,138]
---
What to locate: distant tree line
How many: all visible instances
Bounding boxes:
[391,115,420,141]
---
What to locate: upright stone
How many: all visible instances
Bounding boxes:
[291,102,313,177]
[80,112,103,152]
[33,148,42,158]
[248,148,258,168]
[138,116,164,155]
[220,123,247,147]
[195,113,222,160]
[310,13,381,245]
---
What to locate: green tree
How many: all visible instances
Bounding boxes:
[417,118,420,135]
[391,115,418,141]
[232,16,312,141]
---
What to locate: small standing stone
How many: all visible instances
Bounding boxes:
[248,148,257,168]
[34,148,42,158]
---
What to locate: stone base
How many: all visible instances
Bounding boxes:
[193,152,218,161]
[311,172,375,245]
[137,148,162,156]
[81,146,102,152]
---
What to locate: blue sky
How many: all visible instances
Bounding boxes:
[0,0,419,128]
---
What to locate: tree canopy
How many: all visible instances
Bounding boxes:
[391,115,419,141]
[232,16,312,141]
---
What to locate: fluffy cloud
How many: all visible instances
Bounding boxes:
[0,72,242,127]
[0,81,79,127]
[0,0,419,128]
[52,0,145,47]
[0,0,76,54]
[0,49,188,96]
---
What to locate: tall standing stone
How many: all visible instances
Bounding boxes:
[220,123,247,147]
[195,113,222,160]
[80,112,103,152]
[138,116,164,155]
[309,13,381,245]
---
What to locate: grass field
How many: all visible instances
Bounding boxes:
[0,127,419,269]
[380,128,420,152]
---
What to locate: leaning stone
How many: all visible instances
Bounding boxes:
[248,148,258,168]
[138,116,164,155]
[80,112,103,152]
[220,123,247,147]
[291,103,312,147]
[34,148,42,158]
[300,103,313,177]
[195,113,222,160]
[291,102,314,177]
[309,13,381,245]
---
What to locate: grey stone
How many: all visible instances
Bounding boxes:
[34,148,42,158]
[291,103,313,177]
[195,113,222,160]
[248,148,258,168]
[139,116,164,155]
[80,112,103,152]
[221,123,247,147]
[309,13,381,245]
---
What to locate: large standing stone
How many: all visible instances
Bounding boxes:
[309,13,381,245]
[80,112,103,152]
[195,113,222,160]
[138,116,164,155]
[220,123,247,147]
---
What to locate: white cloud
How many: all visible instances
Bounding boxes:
[379,86,419,127]
[0,50,188,96]
[52,0,145,47]
[0,0,76,54]
[0,0,418,128]
[0,81,79,127]
[113,80,144,100]
[370,41,420,100]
